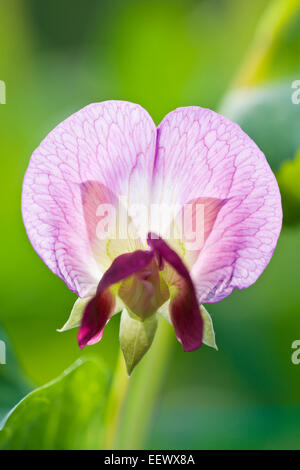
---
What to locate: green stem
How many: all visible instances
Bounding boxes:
[232,0,300,88]
[103,349,129,450]
[115,318,174,449]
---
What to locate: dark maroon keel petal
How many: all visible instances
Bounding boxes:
[97,250,154,293]
[78,250,155,349]
[147,233,191,280]
[77,288,115,349]
[170,290,203,352]
[147,233,203,351]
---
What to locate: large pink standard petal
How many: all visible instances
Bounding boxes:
[151,107,282,303]
[22,101,157,297]
[22,102,282,311]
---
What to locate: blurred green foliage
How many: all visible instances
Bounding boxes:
[277,149,300,224]
[0,358,110,450]
[221,83,300,225]
[1,0,300,450]
[0,325,31,424]
[221,84,300,173]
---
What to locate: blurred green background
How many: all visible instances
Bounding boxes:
[1,0,300,449]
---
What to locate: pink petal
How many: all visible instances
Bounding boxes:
[166,196,227,268]
[22,101,157,296]
[148,234,203,351]
[80,180,144,273]
[152,107,282,303]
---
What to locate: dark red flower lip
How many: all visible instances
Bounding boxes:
[77,288,115,349]
[78,250,155,348]
[78,232,203,352]
[147,233,203,351]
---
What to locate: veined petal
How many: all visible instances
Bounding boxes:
[80,180,144,273]
[164,196,227,268]
[148,234,203,351]
[22,101,157,297]
[151,107,282,303]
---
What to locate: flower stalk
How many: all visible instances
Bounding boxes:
[115,318,173,449]
[103,349,130,450]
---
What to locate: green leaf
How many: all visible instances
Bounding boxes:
[220,83,300,172]
[0,324,31,424]
[119,309,158,375]
[0,357,110,450]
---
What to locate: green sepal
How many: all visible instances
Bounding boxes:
[200,305,218,350]
[119,309,158,375]
[57,297,93,332]
[58,295,124,333]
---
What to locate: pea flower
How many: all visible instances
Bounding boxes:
[22,101,282,374]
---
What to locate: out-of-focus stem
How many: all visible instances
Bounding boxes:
[232,0,300,88]
[103,349,129,450]
[115,318,174,450]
